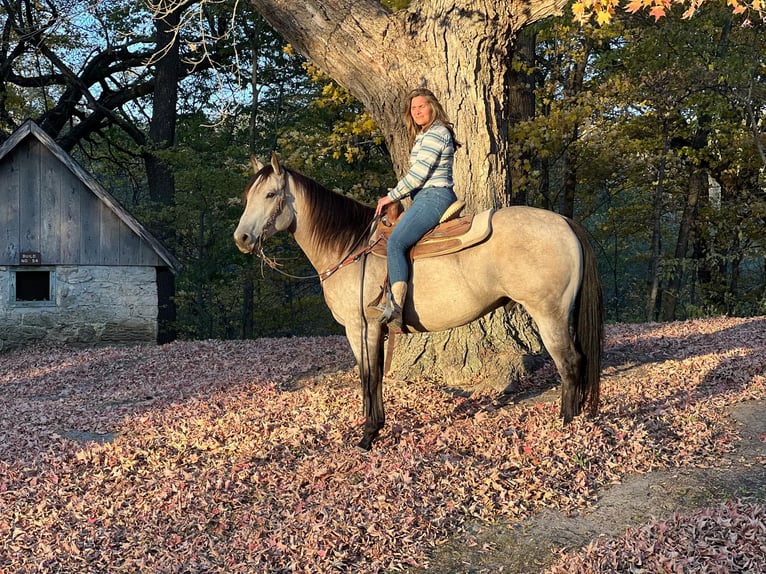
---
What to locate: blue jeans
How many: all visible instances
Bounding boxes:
[387,186,457,285]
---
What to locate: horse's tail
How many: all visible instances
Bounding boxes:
[566,218,603,419]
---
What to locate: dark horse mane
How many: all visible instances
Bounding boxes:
[254,165,376,254]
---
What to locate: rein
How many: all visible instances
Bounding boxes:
[319,228,381,282]
[255,225,379,282]
[252,175,380,281]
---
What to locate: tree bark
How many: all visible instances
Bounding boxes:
[560,36,591,219]
[245,0,568,389]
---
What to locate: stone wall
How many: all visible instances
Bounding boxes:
[0,265,158,351]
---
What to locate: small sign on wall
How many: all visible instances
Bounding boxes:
[19,251,42,265]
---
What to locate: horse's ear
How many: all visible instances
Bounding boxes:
[250,155,264,174]
[270,151,282,176]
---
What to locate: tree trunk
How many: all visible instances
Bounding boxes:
[661,165,704,320]
[246,0,567,202]
[509,27,537,206]
[661,119,709,321]
[389,305,545,392]
[240,16,265,339]
[727,249,742,315]
[246,0,568,389]
[646,118,669,322]
[241,261,256,339]
[145,2,182,205]
[560,36,590,219]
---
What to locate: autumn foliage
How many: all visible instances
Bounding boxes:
[1,317,765,571]
[574,0,765,24]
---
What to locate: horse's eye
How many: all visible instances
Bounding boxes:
[265,192,276,199]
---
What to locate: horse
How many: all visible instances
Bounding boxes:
[234,153,603,450]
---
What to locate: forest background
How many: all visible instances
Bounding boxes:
[1,0,764,341]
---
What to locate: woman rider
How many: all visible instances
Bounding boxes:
[374,87,460,329]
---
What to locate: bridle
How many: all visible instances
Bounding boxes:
[251,182,287,271]
[248,171,380,282]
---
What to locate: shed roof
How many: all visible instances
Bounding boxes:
[0,120,180,272]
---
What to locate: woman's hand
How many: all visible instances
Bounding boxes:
[375,194,394,217]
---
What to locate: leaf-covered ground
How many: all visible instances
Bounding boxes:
[546,499,766,573]
[1,316,765,572]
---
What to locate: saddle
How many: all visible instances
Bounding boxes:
[371,201,494,260]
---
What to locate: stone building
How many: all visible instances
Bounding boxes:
[0,120,180,350]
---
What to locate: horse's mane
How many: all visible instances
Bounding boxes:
[271,166,376,254]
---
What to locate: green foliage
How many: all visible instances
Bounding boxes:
[511,6,766,322]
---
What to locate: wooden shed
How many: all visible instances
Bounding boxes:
[0,120,180,350]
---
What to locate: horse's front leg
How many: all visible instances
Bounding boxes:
[347,322,386,450]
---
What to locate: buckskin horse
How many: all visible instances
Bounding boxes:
[234,153,603,450]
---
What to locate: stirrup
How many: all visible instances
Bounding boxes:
[366,300,386,322]
[377,289,400,325]
[379,302,403,326]
[366,283,392,319]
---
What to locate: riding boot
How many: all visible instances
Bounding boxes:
[387,281,408,330]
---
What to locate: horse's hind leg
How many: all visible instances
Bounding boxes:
[528,311,583,423]
[346,322,387,450]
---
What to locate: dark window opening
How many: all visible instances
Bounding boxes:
[16,271,51,301]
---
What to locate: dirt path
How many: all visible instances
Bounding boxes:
[420,399,766,573]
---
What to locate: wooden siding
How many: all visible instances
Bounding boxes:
[0,127,174,269]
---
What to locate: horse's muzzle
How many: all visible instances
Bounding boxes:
[233,229,257,254]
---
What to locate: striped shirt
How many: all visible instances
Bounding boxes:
[388,122,455,201]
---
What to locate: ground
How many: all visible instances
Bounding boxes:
[421,397,766,573]
[1,316,764,572]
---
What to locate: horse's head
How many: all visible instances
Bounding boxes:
[234,152,295,254]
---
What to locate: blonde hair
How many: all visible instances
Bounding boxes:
[403,88,461,149]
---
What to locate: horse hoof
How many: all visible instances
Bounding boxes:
[357,437,373,451]
[356,430,379,451]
